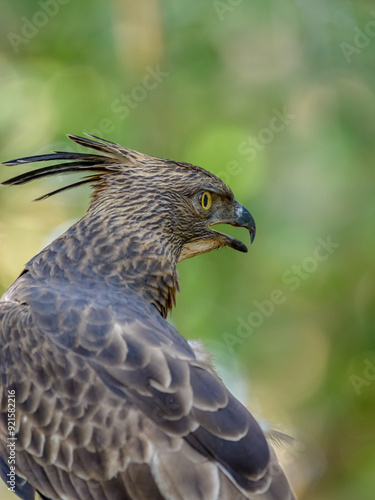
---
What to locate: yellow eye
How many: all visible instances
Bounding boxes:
[200,191,212,210]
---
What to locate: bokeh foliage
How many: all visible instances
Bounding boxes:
[1,1,374,498]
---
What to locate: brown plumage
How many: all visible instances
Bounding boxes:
[0,135,295,500]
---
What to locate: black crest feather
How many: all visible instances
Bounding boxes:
[1,135,137,200]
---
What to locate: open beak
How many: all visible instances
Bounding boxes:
[209,202,256,253]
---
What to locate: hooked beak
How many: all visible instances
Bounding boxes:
[209,202,256,253]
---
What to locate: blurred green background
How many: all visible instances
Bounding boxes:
[1,1,374,499]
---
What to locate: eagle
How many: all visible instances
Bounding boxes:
[0,135,295,500]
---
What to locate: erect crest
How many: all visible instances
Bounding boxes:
[1,135,219,201]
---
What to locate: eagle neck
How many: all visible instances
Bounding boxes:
[27,211,181,319]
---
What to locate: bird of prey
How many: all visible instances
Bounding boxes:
[0,135,295,500]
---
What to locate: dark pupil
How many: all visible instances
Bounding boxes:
[203,194,208,207]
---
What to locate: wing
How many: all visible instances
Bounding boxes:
[0,275,294,500]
